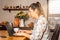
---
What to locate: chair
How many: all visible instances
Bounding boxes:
[51,24,60,40]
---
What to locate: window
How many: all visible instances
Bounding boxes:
[49,0,60,14]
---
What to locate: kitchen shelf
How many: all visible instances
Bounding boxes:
[3,8,28,12]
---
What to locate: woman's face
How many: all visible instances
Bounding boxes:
[28,7,38,19]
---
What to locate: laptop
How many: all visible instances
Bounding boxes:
[5,22,21,36]
[6,22,32,36]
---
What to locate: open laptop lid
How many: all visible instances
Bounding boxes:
[6,22,14,36]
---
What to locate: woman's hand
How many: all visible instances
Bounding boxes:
[14,30,31,39]
[14,32,30,39]
[17,30,25,33]
[18,30,32,34]
[19,32,30,39]
[23,30,32,34]
[14,31,27,36]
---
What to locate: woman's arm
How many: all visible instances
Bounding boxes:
[23,33,30,39]
[24,30,32,34]
[14,32,30,39]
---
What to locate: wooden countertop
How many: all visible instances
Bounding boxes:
[0,36,25,40]
[0,30,29,40]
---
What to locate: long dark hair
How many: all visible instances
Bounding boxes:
[29,2,44,16]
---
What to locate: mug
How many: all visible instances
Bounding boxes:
[13,28,19,33]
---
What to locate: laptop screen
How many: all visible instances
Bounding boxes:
[6,22,14,36]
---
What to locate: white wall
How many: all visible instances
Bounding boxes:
[0,0,47,23]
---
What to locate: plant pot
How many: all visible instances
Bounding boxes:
[19,19,24,27]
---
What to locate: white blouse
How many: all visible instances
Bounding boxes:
[30,16,49,40]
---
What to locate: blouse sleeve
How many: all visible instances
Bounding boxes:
[30,18,47,40]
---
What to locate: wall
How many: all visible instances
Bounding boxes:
[0,0,47,23]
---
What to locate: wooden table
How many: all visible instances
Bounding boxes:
[0,30,27,40]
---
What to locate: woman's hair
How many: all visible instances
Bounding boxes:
[29,2,44,16]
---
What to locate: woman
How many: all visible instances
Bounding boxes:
[15,2,49,40]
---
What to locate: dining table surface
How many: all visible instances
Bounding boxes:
[0,30,30,40]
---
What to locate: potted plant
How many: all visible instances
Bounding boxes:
[16,11,28,27]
